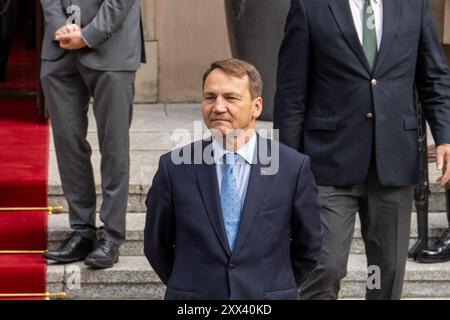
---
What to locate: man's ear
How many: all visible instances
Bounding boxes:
[253,97,263,119]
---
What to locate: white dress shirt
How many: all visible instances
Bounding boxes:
[349,0,383,50]
[213,134,257,210]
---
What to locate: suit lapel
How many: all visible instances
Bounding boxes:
[194,140,232,257]
[233,136,272,255]
[329,0,372,74]
[373,0,401,75]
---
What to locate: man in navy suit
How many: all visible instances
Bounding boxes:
[275,0,450,299]
[144,59,323,300]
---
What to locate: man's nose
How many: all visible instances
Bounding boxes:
[212,97,228,113]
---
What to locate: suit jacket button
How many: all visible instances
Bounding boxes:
[366,113,374,119]
[371,79,378,86]
[228,264,236,271]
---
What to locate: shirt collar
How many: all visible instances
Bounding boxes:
[212,133,257,165]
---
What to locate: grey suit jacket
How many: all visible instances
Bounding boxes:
[40,0,145,71]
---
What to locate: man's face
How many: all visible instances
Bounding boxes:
[202,68,262,137]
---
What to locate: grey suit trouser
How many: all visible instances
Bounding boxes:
[299,164,413,300]
[41,52,135,246]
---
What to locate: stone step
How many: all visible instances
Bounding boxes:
[46,256,164,300]
[48,186,450,215]
[48,212,449,256]
[46,255,450,300]
[342,254,450,299]
[47,154,159,214]
[48,213,146,257]
[48,181,450,214]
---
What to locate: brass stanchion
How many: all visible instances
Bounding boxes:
[0,250,47,254]
[0,292,66,300]
[0,206,64,214]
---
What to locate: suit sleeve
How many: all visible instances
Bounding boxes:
[274,0,310,152]
[144,156,175,285]
[290,156,323,288]
[81,0,137,49]
[40,0,68,40]
[416,0,450,145]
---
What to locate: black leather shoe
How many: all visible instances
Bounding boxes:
[417,229,450,263]
[43,232,95,263]
[84,239,120,269]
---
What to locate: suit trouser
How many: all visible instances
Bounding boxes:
[40,52,135,246]
[299,164,413,300]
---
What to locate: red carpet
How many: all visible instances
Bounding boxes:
[0,34,37,92]
[0,22,50,299]
[0,255,46,300]
[0,211,47,250]
[0,100,48,208]
[0,97,49,299]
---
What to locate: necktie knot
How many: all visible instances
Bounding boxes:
[364,0,374,19]
[224,152,238,166]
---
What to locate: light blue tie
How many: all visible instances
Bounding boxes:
[220,153,241,252]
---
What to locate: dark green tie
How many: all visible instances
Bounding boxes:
[362,0,378,69]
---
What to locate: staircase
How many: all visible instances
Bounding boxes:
[46,104,450,300]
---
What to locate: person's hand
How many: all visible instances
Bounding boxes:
[54,24,80,40]
[56,33,87,50]
[436,144,450,185]
[54,24,87,50]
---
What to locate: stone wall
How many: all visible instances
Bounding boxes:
[134,0,158,103]
[135,0,231,103]
[430,0,450,61]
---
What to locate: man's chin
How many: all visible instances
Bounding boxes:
[209,125,232,136]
